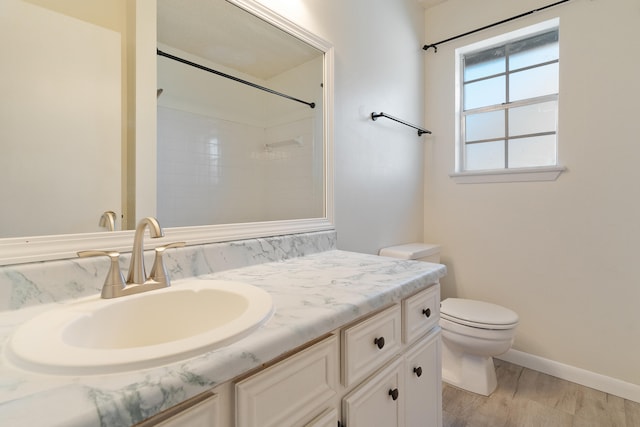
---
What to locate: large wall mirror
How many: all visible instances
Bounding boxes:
[0,0,334,265]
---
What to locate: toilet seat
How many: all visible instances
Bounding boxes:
[441,298,518,330]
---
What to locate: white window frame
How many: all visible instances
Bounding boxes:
[450,18,566,184]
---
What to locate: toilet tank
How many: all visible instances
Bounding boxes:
[379,243,441,263]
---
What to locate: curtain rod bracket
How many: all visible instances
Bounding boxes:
[422,44,437,53]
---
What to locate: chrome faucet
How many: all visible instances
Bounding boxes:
[78,217,185,299]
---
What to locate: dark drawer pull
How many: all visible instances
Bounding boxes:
[413,366,423,377]
[374,336,385,350]
[422,308,431,318]
[388,388,399,401]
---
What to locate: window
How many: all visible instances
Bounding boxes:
[452,19,565,183]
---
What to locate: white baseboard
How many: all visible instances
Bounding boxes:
[496,349,640,404]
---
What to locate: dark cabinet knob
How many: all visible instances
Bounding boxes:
[374,337,385,349]
[413,366,423,377]
[388,388,399,401]
[422,308,431,318]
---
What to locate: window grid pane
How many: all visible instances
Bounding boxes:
[465,140,505,171]
[508,63,559,102]
[508,30,559,70]
[465,110,505,142]
[508,100,558,137]
[509,44,559,71]
[463,76,506,110]
[508,135,557,168]
[464,47,506,81]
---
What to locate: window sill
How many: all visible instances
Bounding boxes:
[449,165,566,184]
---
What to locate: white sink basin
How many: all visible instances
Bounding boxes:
[6,280,273,375]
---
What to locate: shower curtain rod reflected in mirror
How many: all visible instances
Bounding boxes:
[156,49,316,108]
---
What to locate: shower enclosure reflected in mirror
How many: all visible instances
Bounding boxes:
[156,0,324,227]
[0,0,334,265]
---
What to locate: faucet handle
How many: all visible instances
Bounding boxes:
[149,242,186,287]
[78,250,126,298]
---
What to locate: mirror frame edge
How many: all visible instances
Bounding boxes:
[0,0,335,266]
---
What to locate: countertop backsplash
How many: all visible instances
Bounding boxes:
[0,230,337,311]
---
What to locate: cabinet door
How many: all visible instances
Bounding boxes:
[342,357,404,427]
[304,407,338,427]
[236,335,338,427]
[154,394,219,427]
[404,328,442,427]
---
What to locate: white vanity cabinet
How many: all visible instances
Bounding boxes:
[138,283,441,427]
[232,283,441,427]
[340,284,442,427]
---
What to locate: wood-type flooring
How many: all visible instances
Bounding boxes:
[442,360,640,427]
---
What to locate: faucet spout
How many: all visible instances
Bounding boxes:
[99,211,117,231]
[126,217,164,285]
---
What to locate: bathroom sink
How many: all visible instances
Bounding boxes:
[6,280,273,375]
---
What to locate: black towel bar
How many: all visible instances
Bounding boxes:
[371,112,431,136]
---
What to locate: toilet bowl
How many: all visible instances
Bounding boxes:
[440,298,518,395]
[379,243,519,396]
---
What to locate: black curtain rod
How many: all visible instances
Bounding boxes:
[157,49,316,109]
[371,112,431,136]
[423,0,570,52]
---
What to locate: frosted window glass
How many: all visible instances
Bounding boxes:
[464,49,505,81]
[464,76,505,110]
[466,141,505,170]
[509,101,557,136]
[510,43,559,70]
[466,110,504,141]
[509,63,559,102]
[508,135,556,168]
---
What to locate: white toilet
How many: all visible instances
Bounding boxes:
[379,243,519,396]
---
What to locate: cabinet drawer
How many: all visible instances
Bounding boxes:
[236,335,338,427]
[403,284,440,344]
[342,304,402,387]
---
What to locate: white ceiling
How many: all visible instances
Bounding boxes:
[157,0,322,80]
[417,0,449,9]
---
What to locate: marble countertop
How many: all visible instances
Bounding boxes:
[0,249,446,427]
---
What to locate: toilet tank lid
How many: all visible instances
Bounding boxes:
[440,298,519,326]
[379,243,440,260]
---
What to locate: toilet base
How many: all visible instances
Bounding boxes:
[442,342,497,396]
